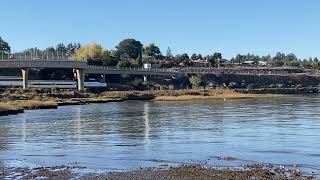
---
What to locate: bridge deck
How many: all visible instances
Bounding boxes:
[0,60,315,76]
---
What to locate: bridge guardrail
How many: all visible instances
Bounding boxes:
[86,65,302,76]
[0,52,82,61]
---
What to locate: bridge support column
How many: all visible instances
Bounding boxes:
[21,68,29,89]
[76,69,85,91]
[101,74,106,83]
[143,75,148,82]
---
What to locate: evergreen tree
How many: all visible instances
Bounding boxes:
[165,47,173,60]
[0,36,11,53]
[136,53,143,66]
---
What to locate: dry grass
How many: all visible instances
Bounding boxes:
[10,100,59,110]
[0,89,280,114]
[101,89,280,101]
[0,102,23,116]
[0,100,58,115]
[23,100,58,109]
[155,94,277,101]
[0,103,16,111]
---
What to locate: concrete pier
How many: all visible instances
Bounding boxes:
[21,68,29,89]
[76,69,85,91]
[101,74,106,83]
[143,75,148,82]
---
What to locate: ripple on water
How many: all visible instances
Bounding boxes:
[0,96,319,173]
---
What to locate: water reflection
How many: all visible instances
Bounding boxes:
[0,127,9,151]
[21,114,26,143]
[75,106,82,143]
[143,102,150,140]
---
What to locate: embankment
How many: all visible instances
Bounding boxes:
[202,74,320,88]
[237,87,320,94]
[0,103,24,116]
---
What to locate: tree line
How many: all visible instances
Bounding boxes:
[1,36,319,69]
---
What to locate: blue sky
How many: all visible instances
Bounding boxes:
[1,0,320,59]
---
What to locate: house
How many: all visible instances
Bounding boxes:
[258,61,268,66]
[241,61,255,66]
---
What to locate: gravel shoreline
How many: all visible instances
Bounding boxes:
[0,164,316,180]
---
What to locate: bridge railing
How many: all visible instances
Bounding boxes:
[87,65,175,72]
[86,65,300,75]
[0,52,79,61]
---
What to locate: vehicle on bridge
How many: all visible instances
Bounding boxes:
[144,63,152,70]
[84,78,107,88]
[0,76,23,87]
[0,77,106,89]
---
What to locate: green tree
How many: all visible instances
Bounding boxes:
[116,39,143,59]
[197,54,203,60]
[261,55,271,62]
[314,57,320,69]
[213,53,222,59]
[273,52,285,62]
[56,43,67,56]
[43,47,56,57]
[120,53,131,61]
[213,52,222,65]
[66,43,81,56]
[191,53,197,60]
[174,53,189,63]
[199,81,207,90]
[234,54,245,64]
[117,59,133,67]
[207,53,222,67]
[207,55,215,66]
[136,53,143,67]
[189,76,202,88]
[144,43,161,58]
[21,47,41,57]
[0,36,11,53]
[75,43,105,60]
[207,52,222,67]
[165,47,173,60]
[75,43,113,65]
[100,50,116,66]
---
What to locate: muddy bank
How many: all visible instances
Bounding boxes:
[0,108,24,116]
[103,165,315,180]
[0,98,126,116]
[0,164,315,180]
[0,103,24,116]
[202,74,320,89]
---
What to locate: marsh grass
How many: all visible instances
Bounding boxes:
[0,89,279,116]
[9,100,59,110]
[0,102,23,115]
[101,88,279,101]
[0,103,16,111]
[23,100,58,109]
[154,94,277,101]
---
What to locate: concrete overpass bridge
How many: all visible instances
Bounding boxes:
[0,59,313,91]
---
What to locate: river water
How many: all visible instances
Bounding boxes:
[0,96,320,173]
